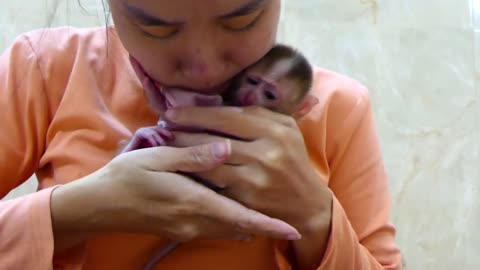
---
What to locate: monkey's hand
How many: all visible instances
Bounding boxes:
[121,125,174,153]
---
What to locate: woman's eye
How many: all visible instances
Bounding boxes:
[221,10,263,31]
[140,25,179,39]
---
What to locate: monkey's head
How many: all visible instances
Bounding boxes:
[228,44,317,117]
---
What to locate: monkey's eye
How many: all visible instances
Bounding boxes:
[247,77,259,85]
[264,90,277,101]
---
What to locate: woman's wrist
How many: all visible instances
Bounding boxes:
[50,171,108,253]
[292,190,333,270]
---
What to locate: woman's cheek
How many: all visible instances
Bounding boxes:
[241,27,278,63]
[232,40,274,68]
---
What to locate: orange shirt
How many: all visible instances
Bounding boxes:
[0,27,402,269]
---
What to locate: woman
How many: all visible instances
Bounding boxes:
[0,0,402,269]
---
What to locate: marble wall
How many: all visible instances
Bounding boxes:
[281,1,479,269]
[1,0,478,269]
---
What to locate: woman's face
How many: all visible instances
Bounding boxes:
[109,0,281,94]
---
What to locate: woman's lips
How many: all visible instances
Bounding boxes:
[130,56,230,95]
[130,56,231,99]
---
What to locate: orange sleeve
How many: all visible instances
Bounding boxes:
[0,188,56,269]
[0,35,55,268]
[298,75,402,269]
[0,34,50,196]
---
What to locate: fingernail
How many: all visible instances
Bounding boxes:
[212,140,230,160]
[287,233,302,241]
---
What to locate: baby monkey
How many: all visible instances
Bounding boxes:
[223,44,316,118]
[122,44,317,153]
[124,44,318,270]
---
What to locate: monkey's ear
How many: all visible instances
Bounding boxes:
[293,94,319,119]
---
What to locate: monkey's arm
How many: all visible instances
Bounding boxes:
[120,125,174,153]
[290,80,402,270]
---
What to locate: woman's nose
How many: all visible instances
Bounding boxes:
[179,47,225,87]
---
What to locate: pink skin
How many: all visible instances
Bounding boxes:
[233,73,283,109]
[121,125,174,153]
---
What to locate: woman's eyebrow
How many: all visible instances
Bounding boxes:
[219,0,268,19]
[124,3,180,26]
[123,0,268,26]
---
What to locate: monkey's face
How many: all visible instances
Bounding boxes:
[232,70,302,115]
[233,73,280,109]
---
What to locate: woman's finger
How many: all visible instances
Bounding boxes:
[200,188,301,241]
[243,106,298,128]
[169,132,223,147]
[169,132,262,165]
[122,140,231,173]
[192,163,250,189]
[164,106,295,140]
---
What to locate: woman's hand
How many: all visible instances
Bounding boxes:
[50,141,301,254]
[165,106,333,269]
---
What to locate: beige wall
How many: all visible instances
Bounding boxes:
[1,1,479,269]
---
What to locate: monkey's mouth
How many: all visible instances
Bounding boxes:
[242,90,257,106]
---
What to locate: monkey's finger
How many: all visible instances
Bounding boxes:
[145,132,161,146]
[152,133,167,147]
[152,126,175,141]
[122,136,143,153]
